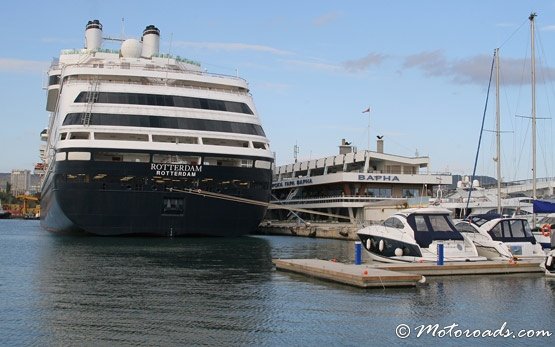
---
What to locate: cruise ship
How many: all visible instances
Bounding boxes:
[40,20,274,236]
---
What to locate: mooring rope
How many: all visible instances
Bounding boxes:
[168,187,352,220]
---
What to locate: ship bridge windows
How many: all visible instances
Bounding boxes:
[63,113,266,136]
[75,92,254,115]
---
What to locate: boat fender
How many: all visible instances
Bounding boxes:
[547,255,553,267]
[394,248,403,256]
[379,239,385,252]
[541,224,551,237]
[366,239,371,250]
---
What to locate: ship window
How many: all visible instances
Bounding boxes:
[366,188,392,198]
[94,132,149,141]
[94,152,150,162]
[63,113,266,136]
[67,152,91,161]
[60,132,67,140]
[253,142,266,149]
[240,159,253,168]
[49,75,60,85]
[152,135,198,144]
[508,220,527,238]
[74,92,254,115]
[203,138,249,148]
[152,154,199,164]
[254,160,272,169]
[203,157,243,167]
[55,152,66,161]
[402,189,420,198]
[69,132,90,140]
[162,198,184,215]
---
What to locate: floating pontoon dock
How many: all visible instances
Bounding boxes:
[273,259,544,288]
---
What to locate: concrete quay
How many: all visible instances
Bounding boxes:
[257,221,359,240]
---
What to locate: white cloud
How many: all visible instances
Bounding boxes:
[402,50,555,85]
[342,53,387,73]
[313,12,341,27]
[541,25,555,31]
[283,58,341,72]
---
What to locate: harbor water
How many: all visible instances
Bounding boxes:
[1,219,554,346]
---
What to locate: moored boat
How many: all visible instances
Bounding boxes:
[455,214,545,260]
[0,200,11,219]
[356,207,486,263]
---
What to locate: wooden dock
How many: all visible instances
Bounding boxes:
[273,259,544,288]
[273,259,424,288]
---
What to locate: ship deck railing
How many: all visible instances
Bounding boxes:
[50,59,249,85]
[61,75,250,97]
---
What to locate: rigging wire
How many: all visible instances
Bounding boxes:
[465,51,496,216]
[498,17,528,49]
[535,27,555,179]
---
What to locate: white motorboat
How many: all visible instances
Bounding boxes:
[455,214,545,260]
[540,250,555,277]
[356,207,486,263]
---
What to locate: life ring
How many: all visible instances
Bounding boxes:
[541,224,552,237]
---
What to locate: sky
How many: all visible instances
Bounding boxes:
[1,0,555,182]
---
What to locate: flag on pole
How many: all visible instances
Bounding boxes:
[362,107,370,113]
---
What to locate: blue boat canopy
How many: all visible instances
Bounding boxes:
[533,200,555,213]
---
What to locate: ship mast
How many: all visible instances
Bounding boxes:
[495,48,501,214]
[530,13,537,201]
[530,13,537,227]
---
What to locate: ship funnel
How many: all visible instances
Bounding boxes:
[85,19,103,51]
[141,25,160,58]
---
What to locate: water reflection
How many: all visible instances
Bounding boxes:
[35,234,274,345]
[1,221,554,346]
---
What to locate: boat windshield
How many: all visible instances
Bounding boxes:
[488,219,536,243]
[406,213,464,248]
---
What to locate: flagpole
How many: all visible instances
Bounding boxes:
[368,110,370,151]
[362,106,371,151]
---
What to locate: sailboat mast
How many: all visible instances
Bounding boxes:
[530,12,537,200]
[495,48,502,214]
